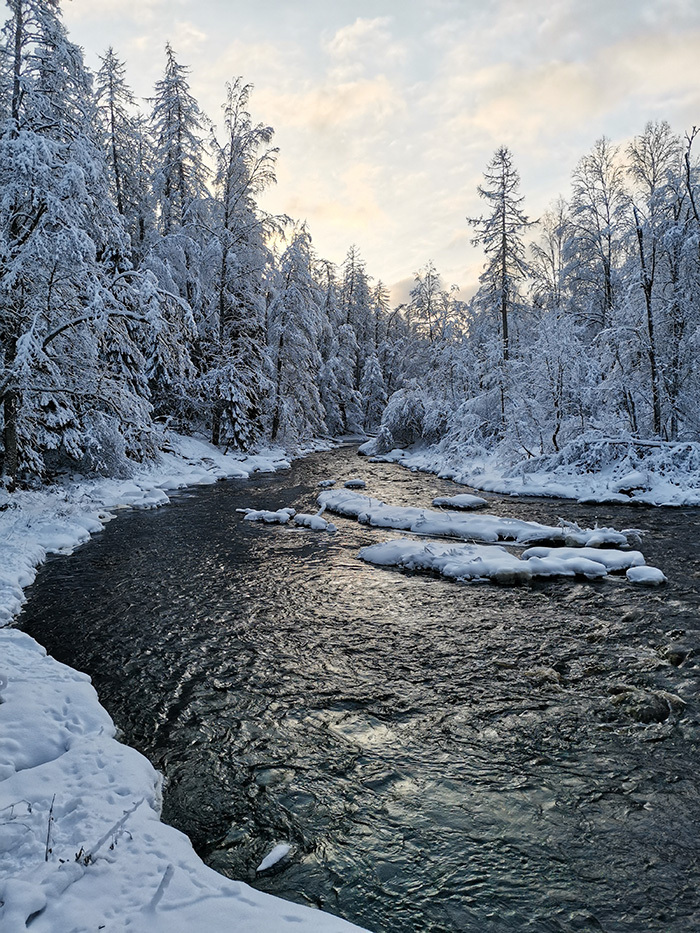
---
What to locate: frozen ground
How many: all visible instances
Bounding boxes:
[360,436,700,507]
[0,434,367,933]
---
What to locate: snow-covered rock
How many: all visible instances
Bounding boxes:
[626,565,667,585]
[293,512,337,533]
[344,479,366,489]
[238,507,296,524]
[359,539,622,584]
[431,494,488,510]
[521,546,645,573]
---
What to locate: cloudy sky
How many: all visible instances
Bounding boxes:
[64,0,700,302]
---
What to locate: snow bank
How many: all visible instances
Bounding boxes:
[318,489,632,547]
[365,435,700,507]
[0,630,366,933]
[0,433,368,933]
[358,538,654,585]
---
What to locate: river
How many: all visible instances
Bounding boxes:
[17,445,700,932]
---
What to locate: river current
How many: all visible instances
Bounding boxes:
[17,446,700,932]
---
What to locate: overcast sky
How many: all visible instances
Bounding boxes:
[63,0,700,302]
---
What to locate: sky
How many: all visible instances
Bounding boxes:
[63,0,700,304]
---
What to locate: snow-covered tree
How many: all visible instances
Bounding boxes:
[267,227,326,443]
[0,0,155,485]
[203,79,278,449]
[95,47,154,261]
[468,147,532,365]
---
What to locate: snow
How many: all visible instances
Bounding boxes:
[432,494,488,510]
[318,489,633,547]
[293,512,337,533]
[317,479,336,488]
[344,479,366,489]
[520,546,645,573]
[362,438,700,508]
[0,433,368,933]
[358,538,651,585]
[626,565,668,585]
[238,507,296,524]
[256,843,292,873]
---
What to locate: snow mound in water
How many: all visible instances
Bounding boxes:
[256,843,292,872]
[319,489,632,548]
[626,565,667,585]
[293,512,337,532]
[359,539,618,583]
[237,507,296,524]
[432,494,488,510]
[521,546,645,572]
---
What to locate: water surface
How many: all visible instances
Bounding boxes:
[19,446,700,932]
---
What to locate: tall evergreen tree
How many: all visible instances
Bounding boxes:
[0,0,154,485]
[468,146,531,366]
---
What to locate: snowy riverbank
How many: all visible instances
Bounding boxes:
[361,435,700,507]
[0,434,368,933]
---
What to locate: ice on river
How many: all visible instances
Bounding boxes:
[359,538,648,584]
[318,489,632,547]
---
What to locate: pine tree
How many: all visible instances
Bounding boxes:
[468,146,531,365]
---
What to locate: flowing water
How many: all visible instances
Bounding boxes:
[17,446,700,932]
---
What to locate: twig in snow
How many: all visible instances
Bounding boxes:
[45,794,56,861]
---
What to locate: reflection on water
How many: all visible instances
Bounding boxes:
[18,447,700,933]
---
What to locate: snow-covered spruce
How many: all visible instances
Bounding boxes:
[359,539,658,585]
[318,489,631,547]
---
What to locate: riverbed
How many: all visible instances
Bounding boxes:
[18,445,700,932]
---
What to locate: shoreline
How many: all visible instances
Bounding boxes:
[0,433,368,933]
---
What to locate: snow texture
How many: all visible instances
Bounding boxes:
[318,489,632,547]
[0,433,368,933]
[359,539,646,584]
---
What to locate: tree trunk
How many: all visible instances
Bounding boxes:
[3,390,19,490]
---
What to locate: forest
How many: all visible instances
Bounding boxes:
[1,0,699,490]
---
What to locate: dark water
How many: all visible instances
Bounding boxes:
[17,446,700,933]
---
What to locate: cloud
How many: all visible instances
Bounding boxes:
[68,0,186,26]
[323,16,407,80]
